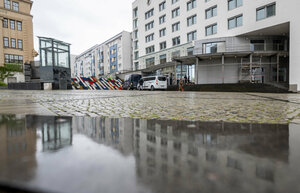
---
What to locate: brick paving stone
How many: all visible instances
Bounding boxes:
[0,90,300,124]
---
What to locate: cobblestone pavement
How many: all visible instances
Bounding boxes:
[0,90,300,124]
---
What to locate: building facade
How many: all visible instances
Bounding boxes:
[0,0,35,82]
[73,31,133,78]
[132,0,300,91]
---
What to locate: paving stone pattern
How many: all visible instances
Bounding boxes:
[0,90,300,124]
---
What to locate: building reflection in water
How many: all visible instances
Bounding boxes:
[0,115,297,193]
[133,119,289,193]
[71,116,292,193]
[72,116,134,156]
[0,115,37,182]
[26,116,73,152]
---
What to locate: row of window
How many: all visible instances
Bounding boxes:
[145,33,196,54]
[4,54,23,64]
[135,1,276,31]
[3,37,23,49]
[2,18,22,31]
[141,0,238,21]
[142,4,275,41]
[4,0,19,12]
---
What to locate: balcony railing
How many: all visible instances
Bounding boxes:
[195,43,288,55]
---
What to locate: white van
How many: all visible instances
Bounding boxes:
[138,76,167,91]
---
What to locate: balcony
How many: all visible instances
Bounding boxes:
[194,42,288,55]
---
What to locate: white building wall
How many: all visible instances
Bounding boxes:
[133,0,300,90]
[121,31,133,73]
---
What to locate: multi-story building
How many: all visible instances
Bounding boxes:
[73,31,132,78]
[132,0,300,91]
[0,0,36,82]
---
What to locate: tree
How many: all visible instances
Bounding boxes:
[0,63,23,82]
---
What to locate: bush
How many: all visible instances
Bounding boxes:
[0,81,7,87]
[0,63,23,82]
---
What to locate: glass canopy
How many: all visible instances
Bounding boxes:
[38,37,71,68]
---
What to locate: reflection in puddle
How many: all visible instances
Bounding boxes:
[0,115,299,193]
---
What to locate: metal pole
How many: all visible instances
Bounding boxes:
[250,54,253,83]
[180,62,183,82]
[277,54,280,83]
[195,57,199,84]
[240,57,243,82]
[222,54,225,84]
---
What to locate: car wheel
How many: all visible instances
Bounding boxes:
[151,86,155,91]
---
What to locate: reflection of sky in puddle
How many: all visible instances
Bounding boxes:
[0,115,300,193]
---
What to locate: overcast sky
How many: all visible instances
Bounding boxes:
[31,0,133,55]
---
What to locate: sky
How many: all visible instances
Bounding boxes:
[31,0,134,56]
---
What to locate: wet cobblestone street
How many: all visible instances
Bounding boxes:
[1,90,300,124]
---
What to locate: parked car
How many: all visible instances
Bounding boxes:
[137,76,167,91]
[123,74,142,90]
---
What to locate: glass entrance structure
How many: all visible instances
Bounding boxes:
[38,37,72,90]
[39,37,70,68]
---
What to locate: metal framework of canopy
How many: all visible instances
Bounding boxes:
[38,37,71,69]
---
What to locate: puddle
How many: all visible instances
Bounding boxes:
[0,115,299,193]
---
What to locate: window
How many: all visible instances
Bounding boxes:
[187,0,196,11]
[160,41,167,50]
[172,7,180,18]
[145,9,154,19]
[203,42,225,54]
[134,51,139,60]
[228,0,243,10]
[172,36,180,46]
[172,0,179,4]
[133,7,138,18]
[135,62,139,70]
[4,54,23,64]
[160,54,167,64]
[133,19,138,28]
[172,22,180,32]
[187,15,196,26]
[256,3,276,21]
[10,20,15,30]
[146,45,155,54]
[250,40,265,51]
[11,38,16,48]
[18,39,23,49]
[206,6,217,19]
[4,0,10,9]
[146,57,155,67]
[159,28,166,37]
[133,30,138,39]
[159,15,166,24]
[159,1,166,11]
[3,37,9,48]
[134,41,138,50]
[3,18,8,28]
[17,21,22,31]
[145,21,154,31]
[187,31,197,42]
[145,33,154,43]
[12,1,19,11]
[228,15,243,29]
[206,24,217,36]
